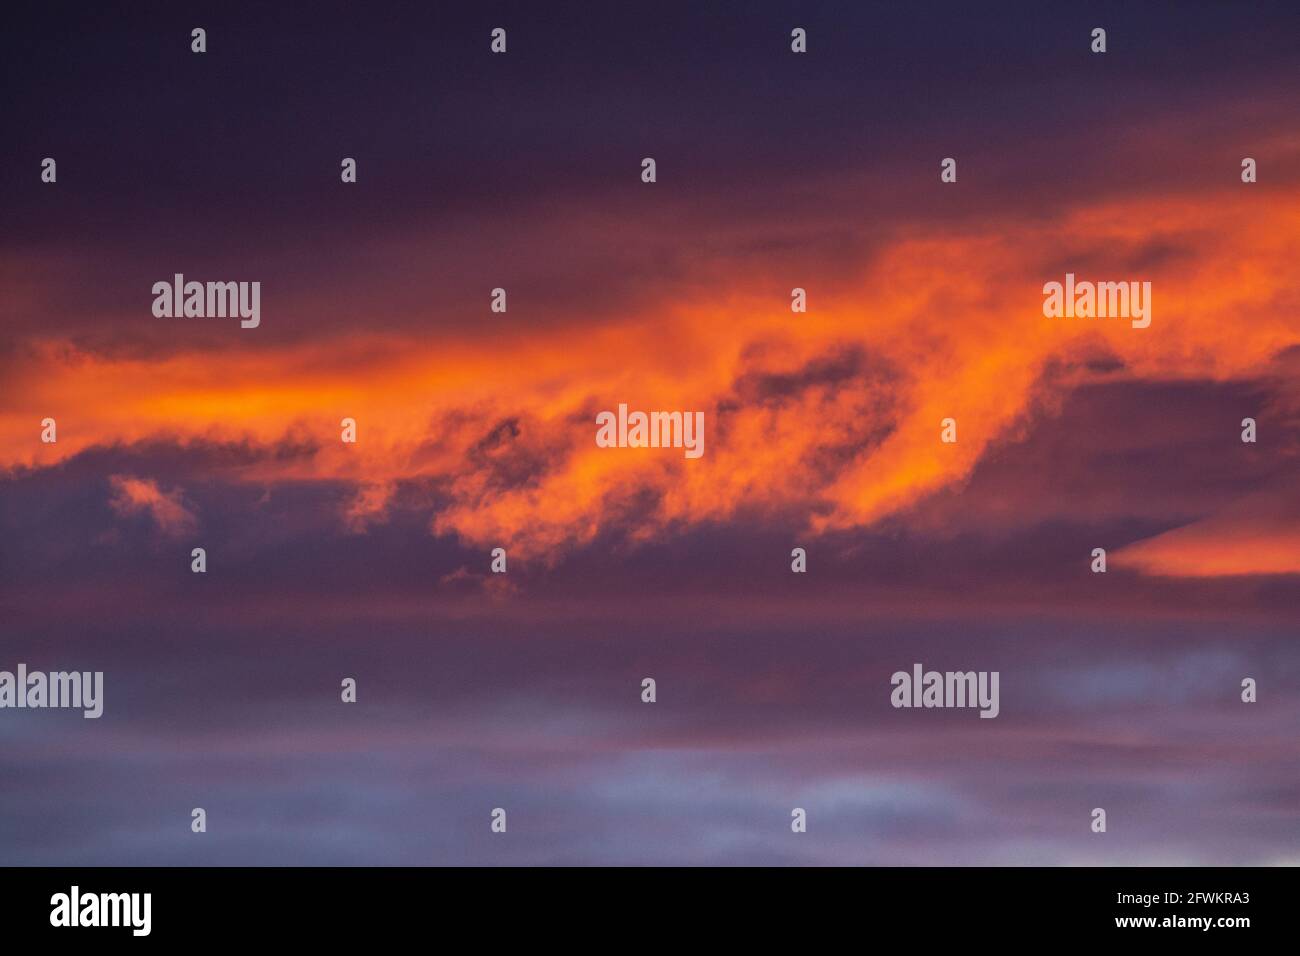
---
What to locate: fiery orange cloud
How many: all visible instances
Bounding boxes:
[3,188,1299,557]
[1114,521,1300,578]
[1113,490,1300,578]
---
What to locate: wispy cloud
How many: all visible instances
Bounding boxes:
[107,475,198,538]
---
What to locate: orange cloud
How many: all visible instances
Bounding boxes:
[1115,521,1300,577]
[4,187,1299,557]
[1114,490,1300,577]
[107,475,199,537]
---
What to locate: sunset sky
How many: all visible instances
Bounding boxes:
[2,1,1298,865]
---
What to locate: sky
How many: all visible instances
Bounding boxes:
[1,1,1298,865]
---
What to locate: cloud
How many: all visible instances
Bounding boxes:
[107,475,198,537]
[1114,512,1300,578]
[4,187,1294,560]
